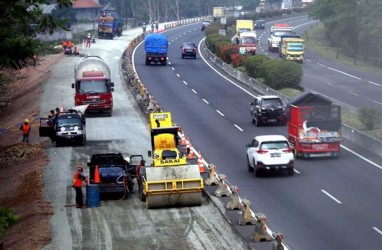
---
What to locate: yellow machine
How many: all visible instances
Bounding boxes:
[140,112,204,208]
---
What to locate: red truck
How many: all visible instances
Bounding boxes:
[288,92,341,158]
[72,56,114,116]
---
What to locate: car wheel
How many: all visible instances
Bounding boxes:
[181,55,184,59]
[247,156,253,172]
[288,168,295,176]
[252,118,256,124]
[255,168,261,177]
[145,59,150,65]
[256,118,261,127]
[194,55,196,59]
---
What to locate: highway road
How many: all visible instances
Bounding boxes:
[133,19,382,250]
[257,16,382,112]
[40,27,248,249]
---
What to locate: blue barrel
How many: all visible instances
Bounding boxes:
[86,185,100,208]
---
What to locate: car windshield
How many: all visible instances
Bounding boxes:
[287,43,304,51]
[79,80,108,94]
[256,21,264,25]
[274,30,293,37]
[239,28,251,33]
[262,98,283,107]
[183,43,196,48]
[260,141,289,150]
[241,37,256,44]
[56,117,82,128]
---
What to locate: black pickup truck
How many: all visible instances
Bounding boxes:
[87,153,144,195]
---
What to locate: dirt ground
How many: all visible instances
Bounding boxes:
[0,53,64,249]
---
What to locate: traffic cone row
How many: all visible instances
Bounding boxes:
[198,151,206,173]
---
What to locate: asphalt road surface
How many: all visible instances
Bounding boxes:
[40,27,248,250]
[133,19,382,250]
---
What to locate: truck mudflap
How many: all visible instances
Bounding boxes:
[143,165,204,208]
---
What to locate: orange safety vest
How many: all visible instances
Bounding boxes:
[68,41,73,48]
[22,124,30,135]
[63,40,68,46]
[73,172,86,187]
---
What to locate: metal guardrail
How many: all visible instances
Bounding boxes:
[202,43,382,157]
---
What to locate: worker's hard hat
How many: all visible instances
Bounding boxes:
[24,119,29,123]
[59,107,64,112]
[140,159,146,164]
[88,33,91,36]
[77,166,84,171]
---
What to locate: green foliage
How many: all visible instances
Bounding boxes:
[245,55,271,78]
[205,34,230,54]
[310,0,382,66]
[0,207,20,238]
[357,107,382,130]
[262,60,303,90]
[0,0,72,69]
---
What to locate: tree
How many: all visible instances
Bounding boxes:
[0,0,72,69]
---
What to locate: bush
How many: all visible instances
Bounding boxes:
[262,60,303,90]
[204,25,220,37]
[357,107,382,130]
[219,44,240,64]
[0,207,19,238]
[205,34,230,54]
[245,55,271,78]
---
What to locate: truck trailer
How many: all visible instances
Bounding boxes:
[72,56,114,116]
[144,34,168,66]
[288,92,342,158]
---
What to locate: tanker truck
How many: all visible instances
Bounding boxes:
[71,56,114,116]
[137,112,204,208]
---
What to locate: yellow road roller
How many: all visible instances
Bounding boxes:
[138,112,204,208]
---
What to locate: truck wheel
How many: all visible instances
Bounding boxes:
[252,117,255,124]
[145,60,150,66]
[256,118,261,127]
[255,169,261,177]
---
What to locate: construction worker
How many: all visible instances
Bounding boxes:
[135,159,146,194]
[20,119,31,143]
[86,33,91,48]
[142,22,146,33]
[62,39,68,49]
[73,166,88,208]
[155,21,159,32]
[73,46,80,55]
[151,22,154,33]
[47,110,55,126]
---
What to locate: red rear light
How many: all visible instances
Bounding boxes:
[257,149,268,154]
[182,48,186,53]
[282,148,292,153]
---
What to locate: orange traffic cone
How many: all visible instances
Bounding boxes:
[94,165,101,183]
[198,151,205,173]
[188,146,195,160]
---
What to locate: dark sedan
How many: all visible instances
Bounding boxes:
[254,20,265,29]
[181,42,197,59]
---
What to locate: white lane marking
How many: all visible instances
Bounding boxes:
[294,169,300,174]
[326,82,333,86]
[182,80,188,85]
[216,110,225,116]
[341,145,382,170]
[171,67,175,71]
[191,89,197,94]
[176,73,180,78]
[317,63,361,80]
[369,81,381,86]
[202,99,209,104]
[373,100,382,105]
[346,90,358,96]
[321,190,342,204]
[234,124,243,131]
[305,59,311,62]
[373,227,382,235]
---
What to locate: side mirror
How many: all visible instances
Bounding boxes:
[148,150,152,158]
[111,88,114,92]
[71,83,74,88]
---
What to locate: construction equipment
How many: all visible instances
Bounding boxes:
[138,112,204,208]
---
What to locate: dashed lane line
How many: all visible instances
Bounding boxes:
[321,190,342,204]
[216,110,224,117]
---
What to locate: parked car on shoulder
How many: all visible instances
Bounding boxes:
[181,42,197,59]
[250,95,287,126]
[246,135,295,176]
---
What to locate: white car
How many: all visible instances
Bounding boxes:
[246,135,294,176]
